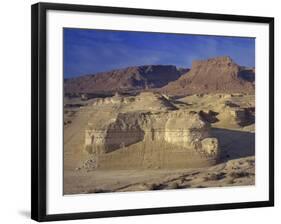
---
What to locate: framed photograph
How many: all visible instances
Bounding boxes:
[31,2,274,222]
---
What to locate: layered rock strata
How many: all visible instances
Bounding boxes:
[161,56,255,96]
[84,92,220,169]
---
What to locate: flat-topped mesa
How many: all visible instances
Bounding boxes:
[191,56,236,69]
[160,56,255,96]
[84,93,220,169]
[189,56,240,83]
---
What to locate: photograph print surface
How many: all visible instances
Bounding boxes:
[63,28,255,195]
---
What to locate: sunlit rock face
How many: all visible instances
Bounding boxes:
[84,92,220,169]
[85,111,213,154]
[164,113,210,148]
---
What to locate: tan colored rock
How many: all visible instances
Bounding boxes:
[164,113,209,148]
[201,138,220,156]
[84,92,220,169]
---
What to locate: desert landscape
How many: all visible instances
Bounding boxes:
[63,55,255,194]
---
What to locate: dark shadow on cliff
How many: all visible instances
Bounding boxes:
[210,128,255,163]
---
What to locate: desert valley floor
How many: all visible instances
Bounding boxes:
[63,93,255,194]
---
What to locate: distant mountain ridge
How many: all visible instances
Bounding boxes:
[64,65,188,94]
[64,56,255,96]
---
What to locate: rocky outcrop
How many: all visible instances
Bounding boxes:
[175,93,255,129]
[84,92,220,169]
[64,65,186,94]
[164,112,209,149]
[160,56,255,96]
[219,106,255,127]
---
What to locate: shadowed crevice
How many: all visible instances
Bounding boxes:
[211,128,255,162]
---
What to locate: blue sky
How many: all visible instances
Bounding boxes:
[64,28,255,78]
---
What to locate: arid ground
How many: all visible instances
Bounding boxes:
[64,92,255,194]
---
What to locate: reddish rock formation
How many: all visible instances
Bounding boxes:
[64,65,187,94]
[160,56,255,96]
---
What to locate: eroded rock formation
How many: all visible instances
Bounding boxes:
[84,92,220,169]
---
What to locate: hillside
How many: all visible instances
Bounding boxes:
[64,65,188,94]
[160,56,255,96]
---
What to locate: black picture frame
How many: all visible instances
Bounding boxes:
[31,2,274,222]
